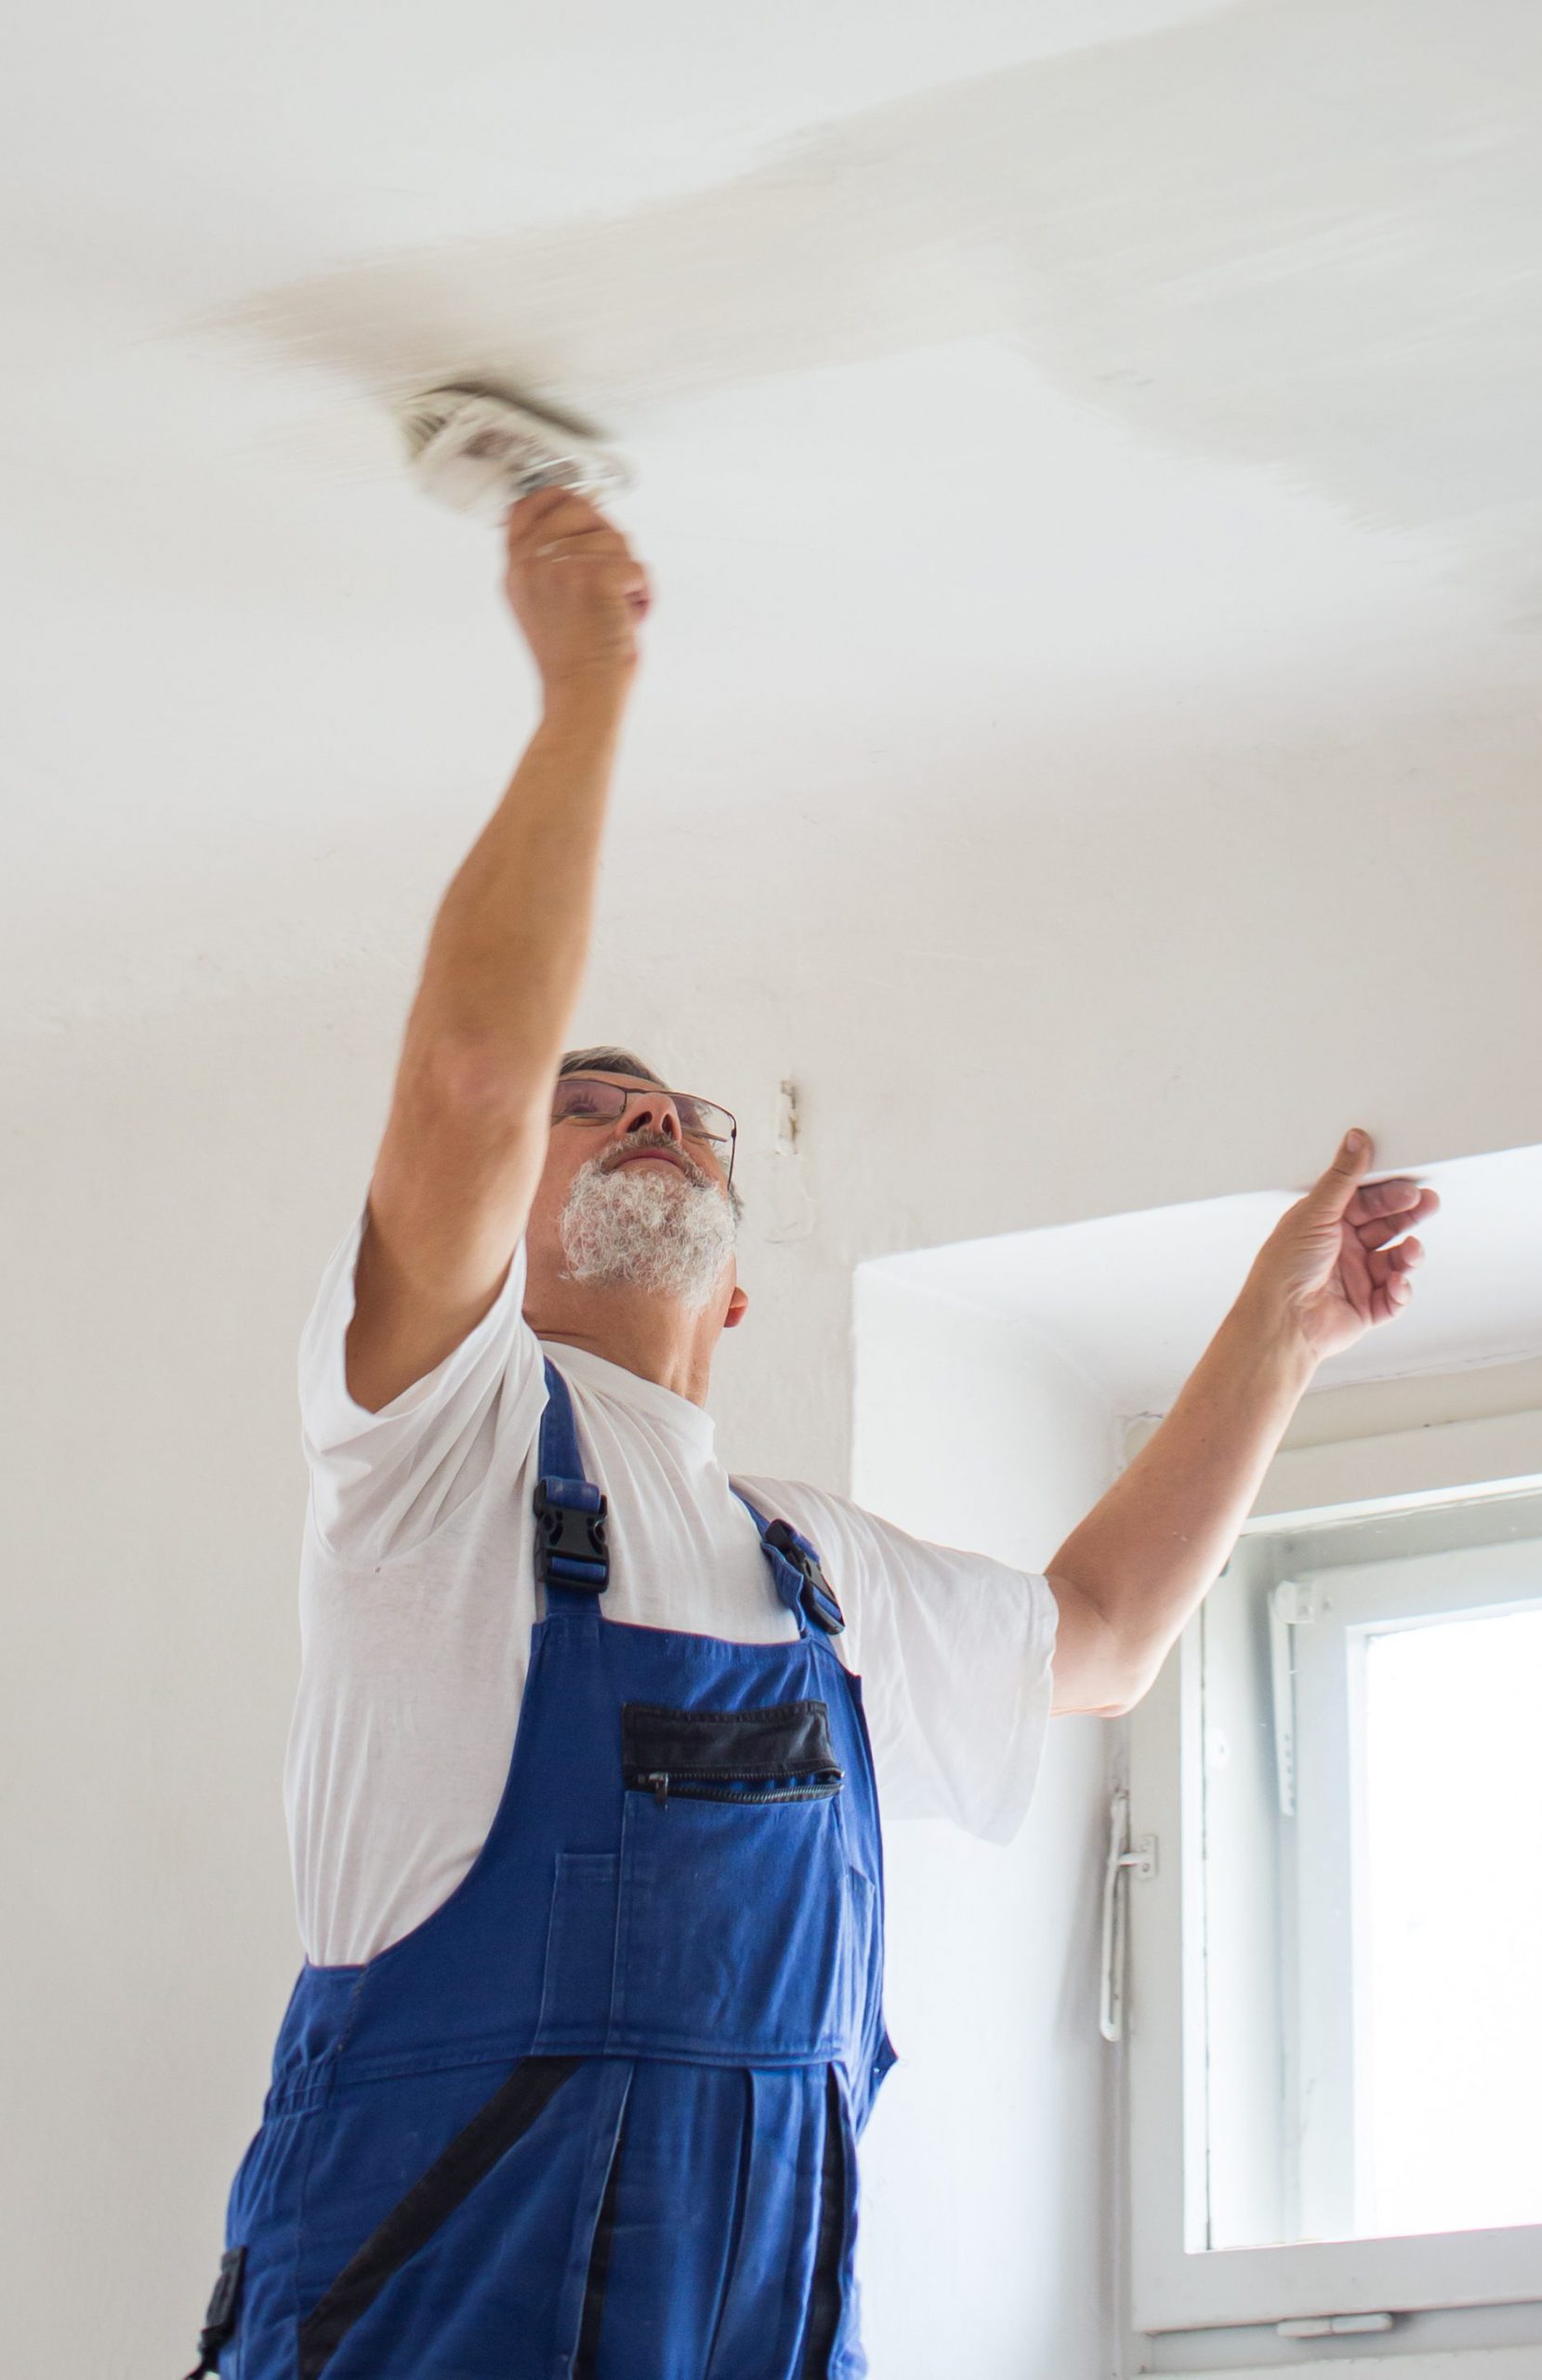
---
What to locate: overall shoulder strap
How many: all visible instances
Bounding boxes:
[534,1358,610,1608]
[732,1489,845,1638]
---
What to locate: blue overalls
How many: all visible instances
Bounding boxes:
[187,1359,895,2379]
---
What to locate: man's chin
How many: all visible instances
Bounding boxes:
[559,1263,721,1314]
[560,1157,735,1306]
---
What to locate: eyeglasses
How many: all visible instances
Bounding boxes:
[551,1076,738,1185]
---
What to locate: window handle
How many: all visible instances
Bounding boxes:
[1099,1788,1156,2043]
[1278,2315,1394,2338]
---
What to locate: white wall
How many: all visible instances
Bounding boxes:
[4,998,367,2379]
[850,1268,1122,2380]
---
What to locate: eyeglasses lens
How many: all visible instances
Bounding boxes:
[552,1080,623,1123]
[672,1095,733,1150]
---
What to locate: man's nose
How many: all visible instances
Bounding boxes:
[619,1096,682,1144]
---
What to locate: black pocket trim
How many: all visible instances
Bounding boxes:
[628,1778,842,1807]
[622,1699,837,1782]
[297,2055,580,2380]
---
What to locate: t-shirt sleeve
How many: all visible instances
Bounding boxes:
[736,1479,1060,1844]
[298,1201,547,1566]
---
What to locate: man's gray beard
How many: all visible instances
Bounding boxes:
[558,1154,736,1312]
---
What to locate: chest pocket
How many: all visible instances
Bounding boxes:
[612,1699,853,2061]
[621,1699,843,1806]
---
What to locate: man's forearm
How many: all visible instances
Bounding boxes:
[1047,1292,1319,1701]
[402,677,631,1087]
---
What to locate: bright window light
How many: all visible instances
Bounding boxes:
[1360,1605,1542,2236]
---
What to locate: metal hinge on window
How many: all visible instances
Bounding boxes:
[1099,1788,1156,2043]
[1267,1576,1324,1818]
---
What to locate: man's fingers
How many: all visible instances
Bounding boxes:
[1348,1181,1438,1243]
[1355,1210,1417,1252]
[522,534,629,562]
[505,488,614,552]
[503,486,573,544]
[500,486,649,677]
[515,542,647,597]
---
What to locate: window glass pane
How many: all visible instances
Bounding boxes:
[1196,1511,1542,2249]
[1361,1606,1542,2235]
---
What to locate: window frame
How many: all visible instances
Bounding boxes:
[1125,1404,1542,2349]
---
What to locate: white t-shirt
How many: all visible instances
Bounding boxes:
[285,1206,1060,1967]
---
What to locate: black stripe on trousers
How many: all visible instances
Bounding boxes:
[572,2098,628,2377]
[799,2069,848,2377]
[297,2054,581,2380]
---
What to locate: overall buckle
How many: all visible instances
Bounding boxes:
[534,1478,610,1590]
[181,2245,245,2378]
[765,1519,845,1635]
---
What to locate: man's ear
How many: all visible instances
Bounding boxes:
[723,1283,750,1330]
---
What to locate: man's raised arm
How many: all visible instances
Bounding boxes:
[1045,1130,1436,1714]
[345,491,651,1412]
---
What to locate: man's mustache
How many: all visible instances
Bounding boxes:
[598,1131,715,1193]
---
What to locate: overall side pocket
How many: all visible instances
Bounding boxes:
[534,1851,621,2048]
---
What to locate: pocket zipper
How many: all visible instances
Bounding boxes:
[631,1769,843,1809]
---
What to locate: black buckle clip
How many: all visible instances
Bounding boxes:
[181,2245,245,2378]
[534,1477,610,1589]
[765,1518,845,1635]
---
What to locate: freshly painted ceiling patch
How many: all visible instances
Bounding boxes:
[191,0,1542,612]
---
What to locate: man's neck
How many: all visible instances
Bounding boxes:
[530,1288,716,1407]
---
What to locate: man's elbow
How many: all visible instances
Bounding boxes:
[1048,1574,1168,1716]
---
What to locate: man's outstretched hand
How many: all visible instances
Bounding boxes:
[1241,1130,1439,1366]
[504,489,652,697]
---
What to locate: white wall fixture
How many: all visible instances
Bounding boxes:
[1099,1787,1156,2044]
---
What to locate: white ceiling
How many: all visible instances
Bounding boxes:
[6,0,1540,1418]
[7,0,1541,1008]
[864,1140,1542,1417]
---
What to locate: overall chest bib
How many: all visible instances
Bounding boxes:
[190,1361,895,2380]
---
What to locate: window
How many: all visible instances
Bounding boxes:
[1289,1542,1542,2246]
[1356,1603,1542,2239]
[1125,1413,1542,2360]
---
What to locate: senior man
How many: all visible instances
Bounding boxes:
[187,492,1435,2380]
